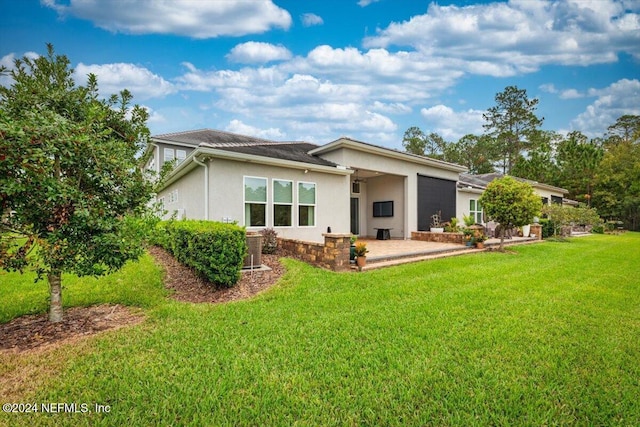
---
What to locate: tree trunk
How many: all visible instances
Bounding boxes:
[48,270,63,323]
[499,226,505,251]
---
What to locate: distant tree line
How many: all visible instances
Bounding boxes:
[403,86,640,231]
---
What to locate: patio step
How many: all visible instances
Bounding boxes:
[351,236,542,271]
[353,246,484,271]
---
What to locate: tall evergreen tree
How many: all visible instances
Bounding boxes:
[483,86,543,174]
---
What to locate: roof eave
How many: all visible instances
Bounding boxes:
[158,146,352,191]
[310,137,468,173]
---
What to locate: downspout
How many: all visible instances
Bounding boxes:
[193,157,209,220]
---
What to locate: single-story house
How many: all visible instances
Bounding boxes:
[149,129,566,243]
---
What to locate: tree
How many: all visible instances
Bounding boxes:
[593,138,640,230]
[443,134,497,174]
[402,126,426,155]
[479,176,541,251]
[556,131,603,205]
[606,114,640,145]
[402,126,447,159]
[511,130,561,184]
[483,86,543,174]
[0,45,154,322]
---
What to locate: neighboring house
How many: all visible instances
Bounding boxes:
[457,172,568,225]
[150,129,566,243]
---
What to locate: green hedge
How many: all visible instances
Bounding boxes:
[155,220,247,287]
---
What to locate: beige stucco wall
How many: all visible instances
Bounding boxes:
[157,166,204,220]
[160,157,350,243]
[365,174,405,238]
[319,146,462,239]
[457,188,484,224]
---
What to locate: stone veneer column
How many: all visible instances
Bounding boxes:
[530,224,543,240]
[322,233,352,272]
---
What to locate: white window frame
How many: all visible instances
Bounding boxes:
[163,147,175,164]
[273,179,293,228]
[297,181,317,228]
[470,199,483,224]
[176,149,187,165]
[244,176,268,228]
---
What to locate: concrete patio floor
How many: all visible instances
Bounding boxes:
[354,235,540,271]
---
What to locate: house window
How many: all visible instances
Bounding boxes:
[470,199,483,224]
[168,190,178,204]
[176,149,186,165]
[163,148,175,163]
[273,179,292,227]
[244,177,267,227]
[298,182,316,227]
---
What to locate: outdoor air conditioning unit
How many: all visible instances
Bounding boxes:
[175,208,186,219]
[243,232,263,269]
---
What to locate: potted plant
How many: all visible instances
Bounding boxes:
[463,228,474,247]
[473,231,487,249]
[430,211,444,233]
[354,242,369,270]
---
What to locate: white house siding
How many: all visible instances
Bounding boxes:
[157,166,204,220]
[193,158,350,243]
[317,145,462,239]
[366,174,405,238]
[457,188,484,224]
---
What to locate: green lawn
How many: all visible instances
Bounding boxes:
[1,234,639,426]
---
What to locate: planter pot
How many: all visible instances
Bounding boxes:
[350,244,356,261]
[475,242,485,249]
[356,256,366,269]
[522,224,531,237]
[430,227,444,233]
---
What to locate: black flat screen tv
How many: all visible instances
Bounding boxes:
[373,201,394,217]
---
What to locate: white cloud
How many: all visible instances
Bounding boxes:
[370,101,412,114]
[0,51,40,87]
[539,83,558,94]
[225,119,286,140]
[42,0,292,38]
[301,13,324,27]
[74,63,175,100]
[559,88,584,99]
[226,42,292,64]
[358,0,381,7]
[571,78,640,136]
[364,0,640,75]
[420,105,485,140]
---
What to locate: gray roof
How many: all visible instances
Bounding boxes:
[459,173,567,194]
[152,129,338,167]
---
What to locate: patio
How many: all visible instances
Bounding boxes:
[355,235,539,270]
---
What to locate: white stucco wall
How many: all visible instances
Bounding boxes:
[365,174,405,238]
[457,188,484,224]
[160,157,350,243]
[318,145,463,238]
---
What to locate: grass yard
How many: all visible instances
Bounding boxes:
[1,234,639,426]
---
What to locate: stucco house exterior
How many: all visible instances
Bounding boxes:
[149,129,566,243]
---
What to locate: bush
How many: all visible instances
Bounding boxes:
[156,220,246,287]
[539,219,554,239]
[261,228,278,254]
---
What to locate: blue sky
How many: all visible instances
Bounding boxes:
[2,0,639,150]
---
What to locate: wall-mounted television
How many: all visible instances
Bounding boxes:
[373,201,394,217]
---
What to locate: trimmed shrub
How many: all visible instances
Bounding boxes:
[156,220,247,287]
[539,219,554,239]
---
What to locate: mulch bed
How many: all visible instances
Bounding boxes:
[0,248,285,354]
[147,246,285,304]
[0,304,145,354]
